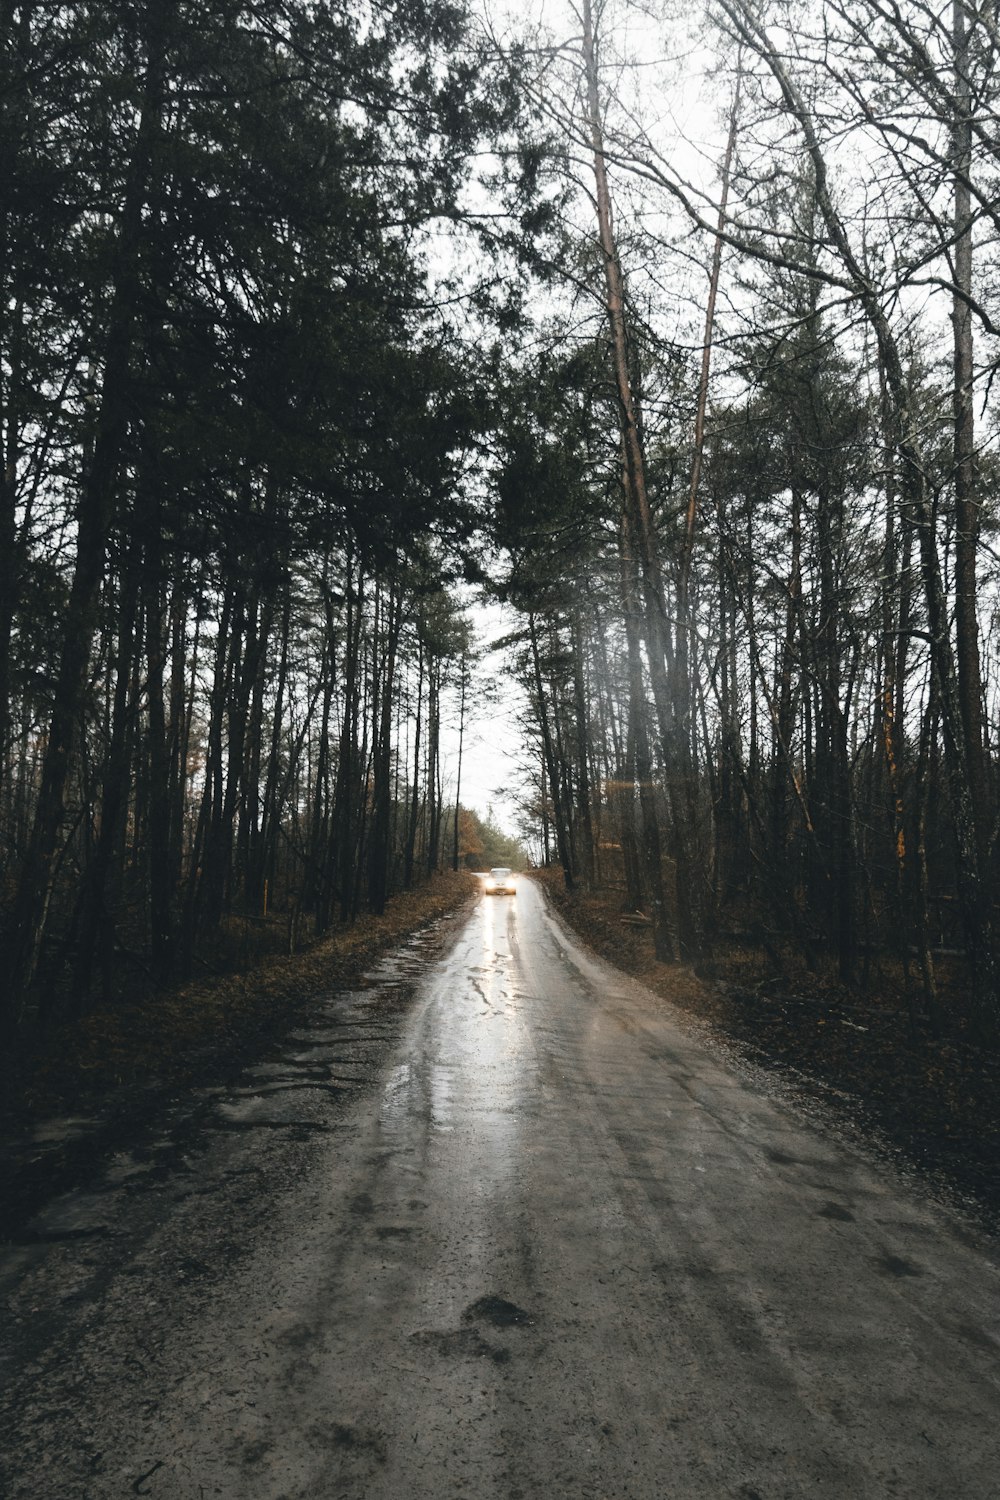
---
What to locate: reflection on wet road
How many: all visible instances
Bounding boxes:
[3,880,999,1498]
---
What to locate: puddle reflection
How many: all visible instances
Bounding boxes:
[374,890,533,1188]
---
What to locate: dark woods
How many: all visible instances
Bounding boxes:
[4,0,1000,1052]
[0,0,497,1034]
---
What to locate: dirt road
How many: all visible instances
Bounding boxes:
[3,880,998,1498]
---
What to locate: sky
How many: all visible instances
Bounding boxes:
[438,600,528,836]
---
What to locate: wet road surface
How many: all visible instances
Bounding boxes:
[2,880,999,1498]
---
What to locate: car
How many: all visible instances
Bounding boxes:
[484,866,517,895]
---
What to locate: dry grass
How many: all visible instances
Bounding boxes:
[6,871,476,1126]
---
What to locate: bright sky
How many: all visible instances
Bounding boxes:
[439,600,527,835]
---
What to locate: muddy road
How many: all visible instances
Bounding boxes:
[2,880,999,1498]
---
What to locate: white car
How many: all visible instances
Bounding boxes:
[484,867,517,895]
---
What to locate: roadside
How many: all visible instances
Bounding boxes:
[0,871,476,1231]
[6,868,999,1500]
[532,866,1000,1227]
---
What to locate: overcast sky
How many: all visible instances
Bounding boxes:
[439,600,527,835]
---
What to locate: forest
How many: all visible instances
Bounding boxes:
[3,0,1000,1057]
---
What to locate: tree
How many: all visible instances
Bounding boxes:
[0,0,515,1032]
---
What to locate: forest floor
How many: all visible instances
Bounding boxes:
[0,871,477,1227]
[532,867,1000,1229]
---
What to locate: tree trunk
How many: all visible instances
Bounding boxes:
[581,0,701,953]
[145,549,174,981]
[69,550,141,1010]
[405,637,424,888]
[452,651,467,872]
[571,611,595,889]
[528,613,575,889]
[369,583,402,914]
[951,0,988,871]
[5,6,172,1027]
[620,504,675,961]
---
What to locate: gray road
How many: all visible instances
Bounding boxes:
[3,880,999,1499]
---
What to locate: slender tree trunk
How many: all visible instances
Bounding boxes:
[5,5,172,1026]
[571,611,595,889]
[877,378,911,997]
[452,651,466,872]
[252,584,291,906]
[528,613,574,889]
[369,583,402,914]
[540,752,551,867]
[144,528,175,981]
[0,4,34,840]
[238,578,275,909]
[620,505,675,961]
[547,625,578,878]
[619,713,644,911]
[425,658,441,877]
[0,307,21,833]
[581,0,701,954]
[69,550,141,1009]
[307,596,336,934]
[405,637,424,888]
[334,563,364,921]
[168,566,196,904]
[952,0,988,871]
[914,677,939,1020]
[816,481,854,980]
[680,56,741,598]
[181,582,234,965]
[769,488,801,889]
